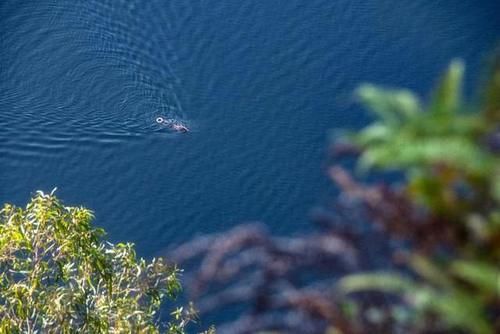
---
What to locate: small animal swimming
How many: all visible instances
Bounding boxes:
[170,123,189,133]
[156,117,190,133]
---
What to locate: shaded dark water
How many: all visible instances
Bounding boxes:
[1,0,499,256]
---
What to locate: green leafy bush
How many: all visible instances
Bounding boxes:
[0,190,192,333]
[336,55,500,333]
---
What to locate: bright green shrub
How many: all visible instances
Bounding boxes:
[0,190,189,333]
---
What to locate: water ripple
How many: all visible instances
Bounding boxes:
[0,0,185,158]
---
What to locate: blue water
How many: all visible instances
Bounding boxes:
[1,0,499,257]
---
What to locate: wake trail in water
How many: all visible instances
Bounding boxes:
[0,0,186,156]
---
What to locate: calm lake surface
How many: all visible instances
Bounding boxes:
[1,0,499,256]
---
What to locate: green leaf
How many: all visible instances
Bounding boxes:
[482,51,500,122]
[430,59,464,115]
[356,84,421,125]
[409,255,453,288]
[427,291,492,334]
[338,272,493,334]
[450,260,500,295]
[338,272,416,295]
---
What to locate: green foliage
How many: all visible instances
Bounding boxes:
[484,51,500,123]
[0,191,192,333]
[337,56,500,334]
[353,60,491,176]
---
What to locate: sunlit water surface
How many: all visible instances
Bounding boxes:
[1,0,499,257]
